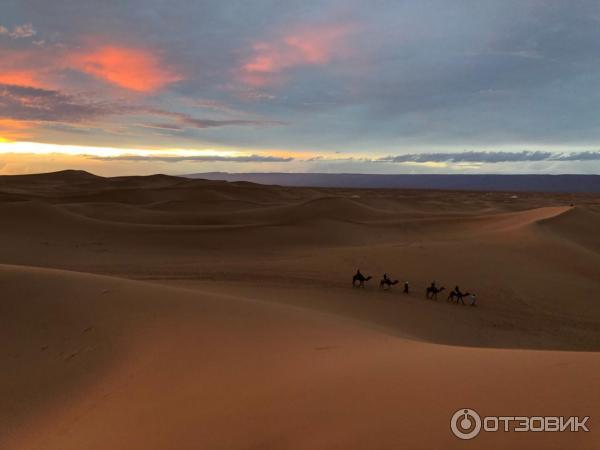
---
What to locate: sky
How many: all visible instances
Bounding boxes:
[3,0,600,175]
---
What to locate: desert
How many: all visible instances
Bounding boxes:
[1,170,599,450]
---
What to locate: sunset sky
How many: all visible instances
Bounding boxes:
[3,0,600,175]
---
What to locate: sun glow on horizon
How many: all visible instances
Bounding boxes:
[0,141,245,158]
[0,141,328,176]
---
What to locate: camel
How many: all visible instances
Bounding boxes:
[380,277,399,290]
[352,273,372,288]
[426,286,445,300]
[447,289,470,304]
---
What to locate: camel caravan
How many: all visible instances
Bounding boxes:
[353,269,477,306]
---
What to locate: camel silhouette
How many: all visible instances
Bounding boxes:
[448,289,470,304]
[352,273,372,288]
[380,277,399,290]
[426,286,445,300]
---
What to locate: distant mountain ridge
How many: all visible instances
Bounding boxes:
[185,172,600,193]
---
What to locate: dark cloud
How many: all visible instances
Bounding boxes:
[126,107,283,130]
[554,151,600,161]
[0,84,283,131]
[164,111,284,129]
[88,154,294,163]
[137,122,185,131]
[0,83,117,122]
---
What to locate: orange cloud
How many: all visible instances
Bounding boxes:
[69,46,182,92]
[241,23,355,86]
[0,119,32,142]
[0,70,46,89]
[0,47,56,89]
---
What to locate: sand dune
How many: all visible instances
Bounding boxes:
[2,264,598,450]
[1,170,599,449]
[537,205,600,253]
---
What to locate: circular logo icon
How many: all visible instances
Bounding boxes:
[451,408,482,440]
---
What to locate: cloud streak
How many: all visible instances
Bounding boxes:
[153,110,285,129]
[377,151,600,164]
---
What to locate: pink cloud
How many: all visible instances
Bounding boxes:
[0,46,58,89]
[68,46,183,92]
[0,70,46,89]
[0,40,182,93]
[241,23,355,86]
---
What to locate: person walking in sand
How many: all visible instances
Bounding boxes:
[470,293,477,306]
[403,281,409,294]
